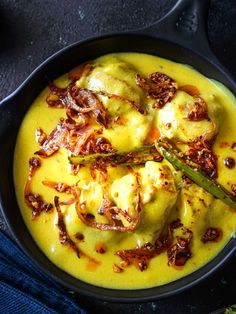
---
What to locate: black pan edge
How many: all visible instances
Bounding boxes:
[1,32,236,302]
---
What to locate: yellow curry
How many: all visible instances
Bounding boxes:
[14,53,236,289]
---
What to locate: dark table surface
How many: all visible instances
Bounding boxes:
[0,0,236,313]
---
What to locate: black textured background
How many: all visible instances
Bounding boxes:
[0,1,236,313]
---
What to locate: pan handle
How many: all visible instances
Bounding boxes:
[139,0,218,63]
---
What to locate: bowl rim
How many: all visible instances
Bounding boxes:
[1,32,236,302]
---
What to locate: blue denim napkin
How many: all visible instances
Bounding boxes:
[0,230,86,314]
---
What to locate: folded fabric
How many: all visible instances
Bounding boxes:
[0,230,86,314]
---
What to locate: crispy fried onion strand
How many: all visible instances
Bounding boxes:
[167,228,193,267]
[75,171,142,232]
[136,72,178,109]
[97,189,134,224]
[46,82,109,128]
[187,96,209,121]
[35,118,116,158]
[46,62,111,127]
[42,180,73,194]
[43,178,137,226]
[35,118,85,157]
[68,86,109,128]
[91,90,146,114]
[24,157,53,218]
[68,62,144,113]
[115,219,192,271]
[46,84,67,108]
[54,195,81,257]
[42,181,79,205]
[201,227,222,243]
[115,244,156,271]
[179,85,208,121]
[54,196,100,265]
[184,133,218,179]
[46,82,146,129]
[68,62,94,81]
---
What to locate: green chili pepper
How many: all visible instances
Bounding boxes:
[69,145,163,166]
[155,139,236,210]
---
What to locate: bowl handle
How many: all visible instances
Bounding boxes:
[137,0,218,63]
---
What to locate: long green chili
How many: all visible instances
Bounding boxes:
[155,139,236,210]
[69,145,163,166]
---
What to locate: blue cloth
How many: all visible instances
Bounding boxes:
[0,230,86,314]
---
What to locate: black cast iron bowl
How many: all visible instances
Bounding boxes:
[0,0,236,302]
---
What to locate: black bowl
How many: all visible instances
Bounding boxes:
[1,0,236,302]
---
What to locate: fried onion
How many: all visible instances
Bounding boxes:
[35,118,115,158]
[54,196,100,265]
[24,157,53,218]
[75,170,142,232]
[136,72,178,108]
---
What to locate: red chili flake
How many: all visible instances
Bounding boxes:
[135,72,178,109]
[201,227,222,243]
[224,157,235,169]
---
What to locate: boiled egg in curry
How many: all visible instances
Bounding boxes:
[14,53,236,289]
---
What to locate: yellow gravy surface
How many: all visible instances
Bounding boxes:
[14,53,236,289]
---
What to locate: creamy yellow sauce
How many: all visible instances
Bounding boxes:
[14,53,236,289]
